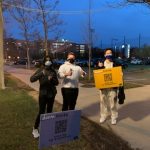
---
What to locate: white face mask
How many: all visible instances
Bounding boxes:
[45,61,52,66]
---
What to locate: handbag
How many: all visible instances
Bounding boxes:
[118,86,125,104]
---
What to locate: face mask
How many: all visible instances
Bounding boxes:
[68,59,75,64]
[45,61,52,69]
[105,54,113,61]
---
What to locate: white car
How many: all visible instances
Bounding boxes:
[130,59,142,65]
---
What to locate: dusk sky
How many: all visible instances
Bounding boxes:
[6,0,150,47]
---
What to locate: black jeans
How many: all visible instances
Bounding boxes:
[34,95,55,129]
[61,88,79,111]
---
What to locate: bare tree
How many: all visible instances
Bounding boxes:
[105,0,150,8]
[0,0,5,89]
[105,0,129,8]
[33,0,63,56]
[5,0,36,68]
[2,12,13,39]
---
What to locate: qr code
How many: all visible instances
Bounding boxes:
[55,120,67,134]
[104,73,112,82]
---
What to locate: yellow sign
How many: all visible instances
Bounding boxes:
[93,66,123,89]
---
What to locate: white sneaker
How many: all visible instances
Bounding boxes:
[32,128,40,138]
[99,117,107,123]
[111,118,117,125]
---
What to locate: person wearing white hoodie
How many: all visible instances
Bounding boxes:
[58,52,86,111]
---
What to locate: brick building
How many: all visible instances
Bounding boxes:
[4,38,88,60]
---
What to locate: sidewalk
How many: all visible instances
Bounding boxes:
[5,65,150,150]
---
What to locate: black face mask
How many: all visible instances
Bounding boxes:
[105,54,113,62]
[68,59,75,64]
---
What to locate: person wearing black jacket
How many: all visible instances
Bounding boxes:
[97,49,125,125]
[30,58,59,138]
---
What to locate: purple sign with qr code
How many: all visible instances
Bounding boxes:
[39,110,81,149]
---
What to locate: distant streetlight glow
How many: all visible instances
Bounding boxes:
[122,45,125,48]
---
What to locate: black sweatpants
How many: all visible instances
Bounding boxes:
[34,95,55,129]
[61,88,79,111]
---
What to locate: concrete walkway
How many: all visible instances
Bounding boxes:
[4,65,150,150]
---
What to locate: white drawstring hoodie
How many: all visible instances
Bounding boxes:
[58,61,84,88]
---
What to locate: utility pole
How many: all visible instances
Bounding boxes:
[139,33,141,49]
[88,0,92,81]
[0,0,5,89]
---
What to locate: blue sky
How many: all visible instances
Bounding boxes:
[58,0,150,47]
[5,0,150,47]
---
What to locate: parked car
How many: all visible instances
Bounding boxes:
[130,59,142,65]
[92,58,104,68]
[75,59,88,67]
[143,59,150,65]
[14,58,27,65]
[115,58,128,69]
[34,59,44,67]
[53,59,65,68]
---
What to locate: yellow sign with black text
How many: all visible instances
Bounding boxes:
[93,66,123,89]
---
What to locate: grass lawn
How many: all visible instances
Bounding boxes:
[0,74,135,150]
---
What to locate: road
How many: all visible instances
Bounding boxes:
[4,65,150,150]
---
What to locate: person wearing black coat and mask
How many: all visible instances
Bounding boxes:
[30,56,59,138]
